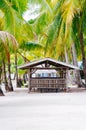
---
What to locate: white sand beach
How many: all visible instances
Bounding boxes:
[0,88,86,130]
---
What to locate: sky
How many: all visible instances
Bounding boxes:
[23,4,40,21]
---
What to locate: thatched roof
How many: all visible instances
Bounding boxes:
[18,58,79,70]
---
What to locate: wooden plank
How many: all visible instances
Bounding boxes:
[30,78,66,90]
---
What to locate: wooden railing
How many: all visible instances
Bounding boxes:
[30,78,66,89]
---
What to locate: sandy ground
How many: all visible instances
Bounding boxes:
[0,88,86,130]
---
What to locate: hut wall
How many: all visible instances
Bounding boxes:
[30,78,66,90]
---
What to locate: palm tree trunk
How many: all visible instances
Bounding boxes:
[79,12,86,86]
[0,67,4,96]
[8,62,13,91]
[0,87,4,96]
[15,52,18,87]
[6,52,13,91]
[65,47,75,89]
[65,47,69,63]
[2,60,9,91]
[79,28,86,86]
[72,43,82,87]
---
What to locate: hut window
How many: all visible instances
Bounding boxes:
[42,73,44,77]
[37,74,41,77]
[48,73,51,77]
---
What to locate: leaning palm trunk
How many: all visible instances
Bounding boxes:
[65,47,69,64]
[15,52,18,87]
[72,44,82,87]
[8,63,13,91]
[79,26,86,86]
[2,60,9,91]
[0,87,4,96]
[7,54,13,91]
[0,67,4,96]
[0,31,18,90]
[65,47,72,87]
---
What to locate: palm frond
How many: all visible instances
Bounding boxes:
[33,11,49,35]
[0,31,18,51]
[62,0,80,38]
[10,0,28,14]
[0,0,15,33]
[45,12,62,56]
[20,42,44,51]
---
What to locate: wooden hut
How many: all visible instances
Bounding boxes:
[18,58,79,92]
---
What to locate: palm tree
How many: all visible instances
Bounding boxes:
[71,43,82,87]
[61,0,86,84]
[37,0,86,86]
[0,31,18,91]
[0,0,34,88]
[62,0,86,83]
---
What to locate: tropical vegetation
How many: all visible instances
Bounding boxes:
[0,0,86,95]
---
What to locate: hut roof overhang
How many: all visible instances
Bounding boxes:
[18,58,79,70]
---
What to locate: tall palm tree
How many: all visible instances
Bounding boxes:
[0,0,34,88]
[0,31,18,91]
[38,0,86,85]
[61,0,86,84]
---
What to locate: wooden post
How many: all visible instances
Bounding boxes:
[65,69,69,92]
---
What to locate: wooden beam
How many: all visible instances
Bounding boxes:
[29,67,67,70]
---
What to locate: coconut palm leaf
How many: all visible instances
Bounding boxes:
[0,31,18,52]
[33,11,49,35]
[10,0,28,14]
[0,0,34,41]
[61,0,80,39]
[0,31,18,91]
[20,42,44,51]
[44,12,62,56]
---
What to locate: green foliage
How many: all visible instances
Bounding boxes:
[20,42,44,51]
[45,13,62,56]
[0,0,34,41]
[9,0,28,14]
[0,0,86,78]
[28,19,36,24]
[34,12,48,35]
[0,31,18,62]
